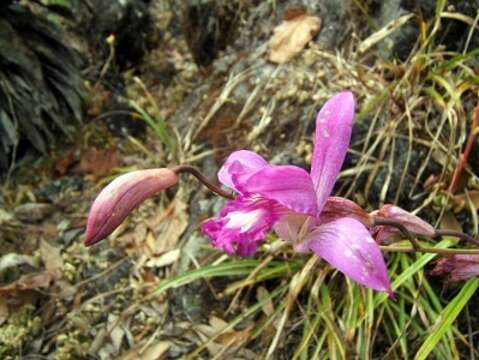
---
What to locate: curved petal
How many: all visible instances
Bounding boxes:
[201,196,280,256]
[239,165,318,216]
[371,205,435,238]
[218,150,269,191]
[310,91,355,212]
[305,217,393,295]
[273,214,315,252]
[85,168,179,246]
[320,196,372,227]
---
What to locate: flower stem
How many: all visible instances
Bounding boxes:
[379,246,479,255]
[172,165,235,200]
[374,217,479,255]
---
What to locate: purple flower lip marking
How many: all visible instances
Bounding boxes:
[201,91,395,295]
[85,168,179,246]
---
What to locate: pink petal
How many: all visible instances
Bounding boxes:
[431,255,479,283]
[320,196,372,227]
[240,165,318,216]
[85,168,179,246]
[310,92,355,212]
[273,214,315,252]
[201,196,280,256]
[305,217,393,295]
[218,150,268,192]
[370,205,435,243]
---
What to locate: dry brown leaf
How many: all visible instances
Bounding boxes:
[452,191,479,212]
[440,211,463,232]
[0,296,9,325]
[140,341,170,360]
[268,9,321,64]
[145,249,180,268]
[73,147,119,178]
[39,239,63,278]
[0,272,54,294]
[147,198,188,254]
[215,326,253,347]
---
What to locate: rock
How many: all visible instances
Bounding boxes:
[373,0,479,60]
[86,0,154,70]
[182,0,241,67]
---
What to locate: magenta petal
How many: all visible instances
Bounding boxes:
[320,196,372,227]
[306,217,393,295]
[85,169,178,246]
[431,255,479,283]
[310,92,355,212]
[218,150,269,191]
[370,205,435,243]
[201,196,280,256]
[240,165,318,215]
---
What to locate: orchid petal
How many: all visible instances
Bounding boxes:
[310,91,355,212]
[85,169,178,246]
[370,205,435,243]
[306,217,393,295]
[273,214,315,252]
[201,196,280,256]
[218,150,268,192]
[431,255,479,283]
[320,196,372,227]
[240,165,318,215]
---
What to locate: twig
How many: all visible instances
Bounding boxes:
[449,104,479,194]
[172,165,235,200]
[374,217,479,255]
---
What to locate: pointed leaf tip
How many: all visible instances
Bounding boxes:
[85,168,178,246]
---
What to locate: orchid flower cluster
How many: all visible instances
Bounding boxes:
[85,92,479,296]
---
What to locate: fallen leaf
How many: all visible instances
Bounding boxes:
[440,211,463,232]
[54,150,77,175]
[14,203,56,222]
[452,191,479,212]
[73,147,119,178]
[0,272,54,294]
[268,8,321,64]
[140,341,170,360]
[145,249,180,268]
[39,240,63,278]
[147,198,188,254]
[0,296,9,325]
[108,314,124,354]
[216,326,253,347]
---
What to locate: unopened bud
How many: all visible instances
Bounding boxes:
[85,168,178,246]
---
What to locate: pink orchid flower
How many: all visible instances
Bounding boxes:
[201,91,393,295]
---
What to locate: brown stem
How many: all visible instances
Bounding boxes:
[172,165,235,200]
[448,104,479,194]
[379,245,479,255]
[374,217,479,255]
[434,229,479,246]
[373,218,422,250]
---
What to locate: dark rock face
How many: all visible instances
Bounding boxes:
[374,0,479,60]
[87,0,154,70]
[182,0,242,67]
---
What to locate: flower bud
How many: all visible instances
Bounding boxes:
[85,168,178,246]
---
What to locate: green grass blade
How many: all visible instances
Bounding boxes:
[415,278,479,360]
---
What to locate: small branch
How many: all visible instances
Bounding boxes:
[374,217,479,255]
[374,218,422,250]
[448,104,479,194]
[434,229,479,246]
[380,245,479,255]
[172,165,235,200]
